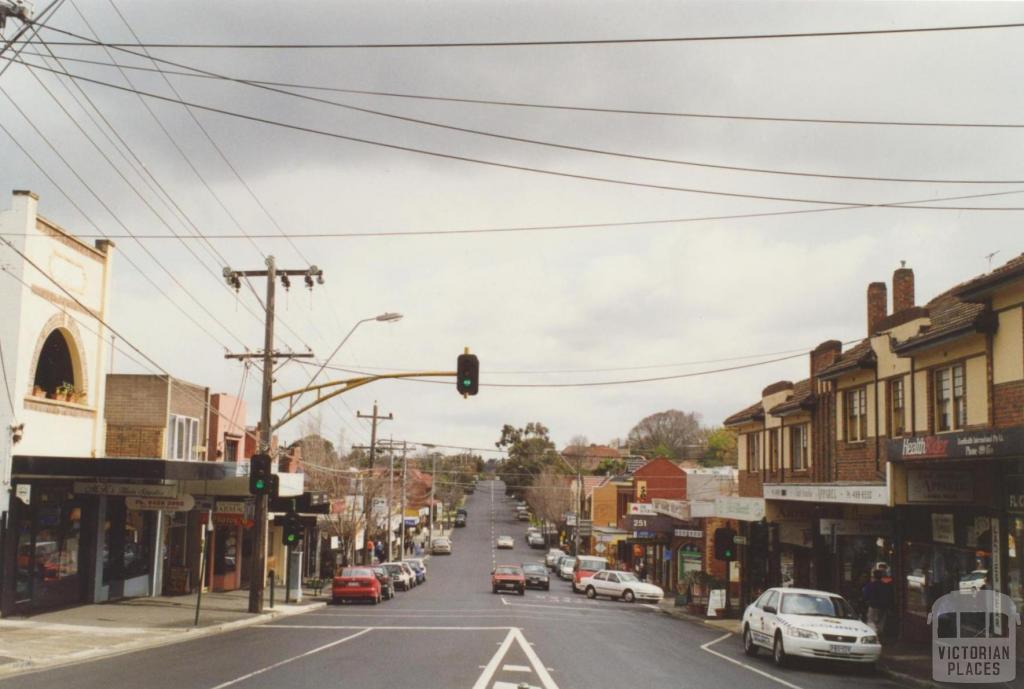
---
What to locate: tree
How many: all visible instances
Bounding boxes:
[594,457,627,475]
[627,410,705,459]
[495,422,562,494]
[525,467,574,544]
[702,427,738,466]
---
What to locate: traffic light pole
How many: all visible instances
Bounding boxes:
[224,256,321,614]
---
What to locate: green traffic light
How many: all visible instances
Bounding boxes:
[255,479,265,489]
[287,534,296,542]
[462,378,471,387]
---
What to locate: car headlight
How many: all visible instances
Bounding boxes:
[785,626,819,639]
[860,635,879,644]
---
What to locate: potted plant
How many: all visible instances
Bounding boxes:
[56,382,74,402]
[30,384,45,398]
[71,388,87,404]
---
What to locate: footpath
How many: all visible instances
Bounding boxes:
[0,589,324,679]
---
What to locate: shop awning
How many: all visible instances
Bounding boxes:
[13,455,241,481]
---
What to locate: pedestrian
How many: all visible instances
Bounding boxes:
[862,569,894,639]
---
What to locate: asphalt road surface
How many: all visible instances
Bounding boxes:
[4,479,912,689]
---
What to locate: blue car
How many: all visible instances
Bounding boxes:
[406,558,427,584]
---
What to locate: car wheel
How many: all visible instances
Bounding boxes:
[772,634,787,668]
[373,595,380,605]
[544,584,550,591]
[571,582,578,594]
[743,626,758,657]
[622,590,635,603]
[519,587,525,596]
[492,586,498,594]
[585,586,597,599]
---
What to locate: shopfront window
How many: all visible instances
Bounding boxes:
[12,486,83,609]
[903,514,992,622]
[104,500,154,583]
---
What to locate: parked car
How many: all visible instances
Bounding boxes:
[431,537,452,555]
[457,507,468,518]
[742,587,881,667]
[527,532,546,549]
[382,562,413,591]
[406,558,427,584]
[454,514,467,527]
[572,555,609,593]
[522,562,550,590]
[492,564,526,595]
[400,562,418,587]
[558,557,577,580]
[516,511,531,521]
[332,567,382,604]
[371,566,396,600]
[580,569,662,602]
[545,548,567,570]
[496,535,514,549]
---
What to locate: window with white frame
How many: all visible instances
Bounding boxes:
[935,364,966,432]
[746,432,761,471]
[167,414,200,460]
[890,378,906,437]
[790,424,809,470]
[845,387,867,442]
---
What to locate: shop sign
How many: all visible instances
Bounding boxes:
[126,494,195,512]
[992,518,1002,592]
[763,483,888,506]
[819,518,893,537]
[674,528,703,539]
[888,426,1024,461]
[628,502,657,515]
[779,521,814,548]
[624,513,675,533]
[1006,474,1024,512]
[74,482,178,498]
[907,470,974,504]
[714,496,766,521]
[194,496,215,511]
[932,513,955,544]
[595,542,607,554]
[690,501,715,518]
[652,499,690,521]
[15,484,30,505]
[215,500,247,514]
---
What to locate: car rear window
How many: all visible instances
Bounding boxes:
[341,568,372,577]
[578,557,608,570]
[495,566,522,575]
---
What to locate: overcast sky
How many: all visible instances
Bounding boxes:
[2,1,1023,457]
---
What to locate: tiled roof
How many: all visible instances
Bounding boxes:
[953,253,1024,300]
[561,444,622,459]
[723,400,764,426]
[583,475,608,497]
[768,378,814,415]
[816,339,874,379]
[893,288,988,353]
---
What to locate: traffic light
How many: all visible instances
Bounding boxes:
[456,352,479,396]
[750,520,770,560]
[714,526,737,561]
[268,473,280,500]
[282,511,303,546]
[249,453,272,495]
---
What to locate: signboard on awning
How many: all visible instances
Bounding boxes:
[652,499,690,521]
[126,494,195,512]
[714,496,766,521]
[74,482,177,498]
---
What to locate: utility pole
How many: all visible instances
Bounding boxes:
[400,443,408,560]
[574,454,582,557]
[356,402,392,564]
[429,451,437,547]
[223,256,321,614]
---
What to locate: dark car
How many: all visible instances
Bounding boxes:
[522,562,550,590]
[372,566,396,600]
[454,513,467,527]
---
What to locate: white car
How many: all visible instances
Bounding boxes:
[381,562,414,591]
[742,587,882,667]
[545,548,567,569]
[496,535,514,549]
[558,557,576,580]
[431,537,452,555]
[580,570,663,603]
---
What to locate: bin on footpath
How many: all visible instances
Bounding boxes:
[288,550,303,602]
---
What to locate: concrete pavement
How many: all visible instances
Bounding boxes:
[0,479,917,689]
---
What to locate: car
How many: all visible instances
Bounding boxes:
[496,535,514,549]
[545,548,567,570]
[332,567,382,604]
[580,569,662,602]
[454,514,467,527]
[492,564,526,595]
[742,587,882,667]
[959,569,988,592]
[382,562,413,591]
[431,537,452,555]
[527,532,546,549]
[399,562,418,587]
[457,507,468,518]
[572,555,609,593]
[406,558,427,584]
[558,557,577,580]
[371,566,396,600]
[516,511,531,521]
[522,562,550,590]
[405,556,425,581]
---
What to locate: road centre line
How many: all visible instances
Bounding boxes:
[207,628,371,689]
[699,633,806,689]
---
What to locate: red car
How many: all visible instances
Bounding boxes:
[333,567,382,604]
[491,565,526,595]
[572,556,609,594]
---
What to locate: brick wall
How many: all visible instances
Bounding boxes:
[104,374,168,426]
[106,425,164,457]
[994,380,1024,428]
[834,440,881,481]
[738,470,762,497]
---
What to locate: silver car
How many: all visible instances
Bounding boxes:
[431,537,452,555]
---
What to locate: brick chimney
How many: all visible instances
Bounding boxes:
[893,262,915,313]
[867,282,887,336]
[810,340,842,382]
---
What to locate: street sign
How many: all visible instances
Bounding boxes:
[733,535,748,545]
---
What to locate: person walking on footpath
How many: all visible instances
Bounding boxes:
[862,569,894,639]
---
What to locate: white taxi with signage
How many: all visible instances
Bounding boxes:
[742,587,881,667]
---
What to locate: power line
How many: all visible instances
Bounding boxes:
[10,57,1024,211]
[11,41,1020,185]
[16,50,1024,130]
[27,19,1024,49]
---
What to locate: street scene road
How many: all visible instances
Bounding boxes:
[1,480,907,689]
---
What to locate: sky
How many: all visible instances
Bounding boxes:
[1,1,1023,457]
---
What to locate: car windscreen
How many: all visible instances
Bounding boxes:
[522,564,546,574]
[383,565,403,574]
[561,558,576,568]
[495,566,522,575]
[780,592,858,619]
[617,572,639,583]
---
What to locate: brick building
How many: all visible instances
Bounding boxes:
[104,374,210,460]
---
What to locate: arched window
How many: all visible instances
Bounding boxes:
[33,330,77,399]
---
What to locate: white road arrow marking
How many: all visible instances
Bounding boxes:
[471,628,560,689]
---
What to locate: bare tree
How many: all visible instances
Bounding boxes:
[525,467,573,543]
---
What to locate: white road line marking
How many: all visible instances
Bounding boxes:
[474,628,519,689]
[207,628,371,689]
[699,633,806,689]
[495,683,539,689]
[513,628,560,689]
[261,625,511,630]
[503,664,531,672]
[501,595,510,606]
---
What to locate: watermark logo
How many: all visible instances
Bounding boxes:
[928,590,1020,683]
